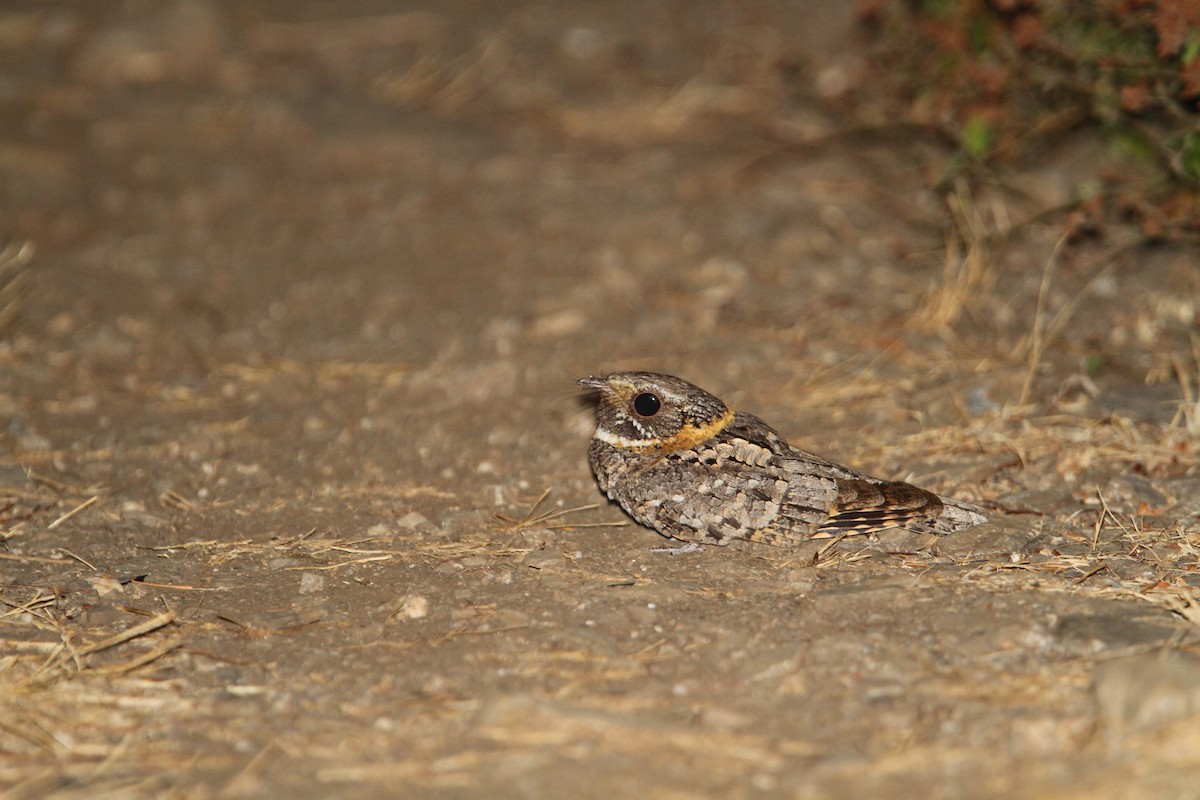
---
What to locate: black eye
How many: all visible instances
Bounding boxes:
[633,392,661,417]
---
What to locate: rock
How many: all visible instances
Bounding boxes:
[395,511,431,530]
[398,594,428,620]
[1054,614,1177,654]
[1095,653,1200,738]
[522,549,566,571]
[298,572,325,594]
[73,0,227,87]
[933,518,1038,562]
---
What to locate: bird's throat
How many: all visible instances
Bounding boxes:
[594,407,735,453]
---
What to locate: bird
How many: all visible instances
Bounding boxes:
[578,371,987,549]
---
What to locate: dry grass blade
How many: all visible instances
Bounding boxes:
[1091,488,1127,551]
[158,490,197,512]
[289,555,394,571]
[0,240,33,335]
[1018,238,1139,408]
[45,498,100,532]
[0,608,186,797]
[71,611,176,660]
[1018,232,1069,407]
[914,186,997,332]
[1169,334,1200,435]
[16,611,179,690]
[493,488,623,532]
[1,590,57,620]
[91,636,185,676]
[0,554,61,566]
[1161,594,1200,627]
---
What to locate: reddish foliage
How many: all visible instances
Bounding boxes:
[855,0,885,26]
[861,0,1200,235]
[971,62,1010,95]
[1182,57,1200,98]
[1120,82,1152,112]
[987,0,1039,12]
[1150,0,1200,57]
[1158,189,1199,228]
[915,18,968,54]
[1011,14,1044,48]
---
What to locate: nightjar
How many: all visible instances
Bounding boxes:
[579,371,987,548]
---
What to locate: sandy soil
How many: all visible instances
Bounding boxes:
[3,2,1200,798]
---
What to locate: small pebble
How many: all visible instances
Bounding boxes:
[395,511,430,530]
[399,595,428,620]
[298,572,325,594]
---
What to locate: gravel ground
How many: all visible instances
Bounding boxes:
[2,2,1199,798]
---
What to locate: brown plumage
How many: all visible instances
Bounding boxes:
[578,371,986,548]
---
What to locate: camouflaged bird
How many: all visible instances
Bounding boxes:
[579,372,986,548]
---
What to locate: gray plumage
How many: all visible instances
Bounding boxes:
[579,372,987,547]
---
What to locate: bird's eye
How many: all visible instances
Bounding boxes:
[632,392,661,417]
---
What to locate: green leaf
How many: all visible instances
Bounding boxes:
[1180,131,1200,181]
[961,115,993,160]
[1182,32,1200,65]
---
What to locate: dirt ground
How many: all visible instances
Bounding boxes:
[3,2,1200,798]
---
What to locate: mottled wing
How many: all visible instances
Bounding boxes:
[729,413,865,482]
[717,414,857,544]
[765,416,987,536]
[602,418,842,546]
[817,478,945,535]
